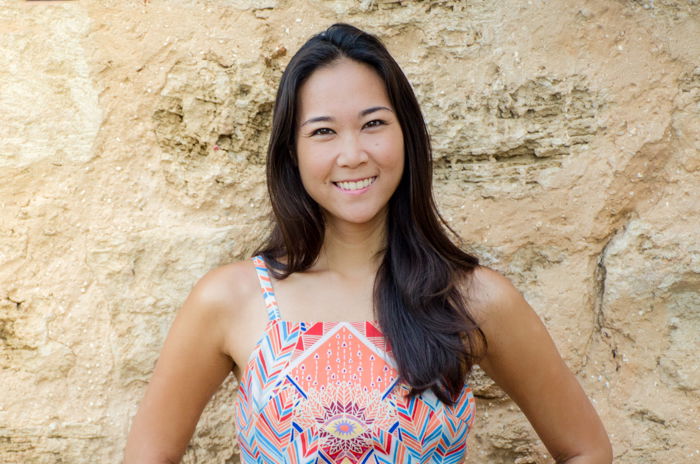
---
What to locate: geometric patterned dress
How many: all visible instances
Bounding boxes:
[233,256,476,464]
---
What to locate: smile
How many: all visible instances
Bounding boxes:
[333,176,377,192]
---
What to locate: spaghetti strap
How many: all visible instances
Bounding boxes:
[251,255,281,322]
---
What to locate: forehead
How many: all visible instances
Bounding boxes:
[297,58,392,117]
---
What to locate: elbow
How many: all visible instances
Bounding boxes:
[124,456,179,464]
[555,422,613,464]
[593,430,614,463]
[556,441,613,464]
[600,439,614,463]
[123,446,181,464]
[123,426,184,464]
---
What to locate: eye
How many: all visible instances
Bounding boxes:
[310,127,334,136]
[363,119,386,129]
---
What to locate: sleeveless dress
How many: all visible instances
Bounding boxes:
[233,256,476,464]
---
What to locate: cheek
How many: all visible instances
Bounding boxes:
[297,152,329,189]
[376,134,404,171]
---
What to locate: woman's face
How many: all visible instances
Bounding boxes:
[295,58,404,229]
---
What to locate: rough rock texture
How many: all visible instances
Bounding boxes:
[1,0,698,463]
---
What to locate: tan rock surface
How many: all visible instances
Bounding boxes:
[1,1,698,463]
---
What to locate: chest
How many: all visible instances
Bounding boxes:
[272,272,376,322]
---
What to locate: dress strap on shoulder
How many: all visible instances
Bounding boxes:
[251,255,281,322]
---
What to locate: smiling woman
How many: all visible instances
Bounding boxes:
[124,23,612,464]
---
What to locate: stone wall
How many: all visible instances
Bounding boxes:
[1,0,698,462]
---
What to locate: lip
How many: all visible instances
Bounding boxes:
[332,176,377,195]
[332,175,376,183]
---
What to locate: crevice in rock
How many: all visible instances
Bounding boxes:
[594,227,622,371]
[580,223,627,374]
[0,297,35,352]
[6,296,23,310]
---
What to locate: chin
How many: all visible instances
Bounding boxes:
[329,212,387,227]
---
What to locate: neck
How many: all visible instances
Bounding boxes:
[315,212,387,279]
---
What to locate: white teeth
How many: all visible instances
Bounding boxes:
[336,177,375,191]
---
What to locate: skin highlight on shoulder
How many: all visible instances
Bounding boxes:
[465,264,524,326]
[194,260,260,310]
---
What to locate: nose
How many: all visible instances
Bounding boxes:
[336,133,368,168]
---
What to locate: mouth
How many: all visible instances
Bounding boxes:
[332,176,377,192]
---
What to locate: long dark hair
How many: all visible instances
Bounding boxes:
[255,23,484,405]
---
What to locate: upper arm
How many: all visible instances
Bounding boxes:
[123,264,244,463]
[469,266,612,463]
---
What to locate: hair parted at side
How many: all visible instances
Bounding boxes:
[254,23,485,406]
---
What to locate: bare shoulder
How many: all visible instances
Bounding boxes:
[464,264,528,326]
[190,259,260,310]
[186,259,269,371]
[177,259,262,347]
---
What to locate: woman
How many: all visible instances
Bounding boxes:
[124,23,612,463]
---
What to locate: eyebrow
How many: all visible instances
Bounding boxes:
[300,106,393,127]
